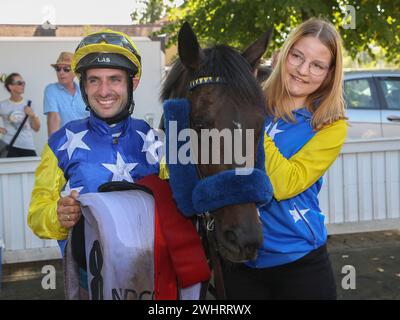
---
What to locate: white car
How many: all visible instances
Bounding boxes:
[344,70,400,139]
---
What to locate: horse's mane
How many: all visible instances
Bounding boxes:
[161,45,265,110]
[160,58,188,101]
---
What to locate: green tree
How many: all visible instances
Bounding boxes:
[131,0,174,24]
[160,0,400,64]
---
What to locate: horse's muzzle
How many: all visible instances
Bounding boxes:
[213,205,263,263]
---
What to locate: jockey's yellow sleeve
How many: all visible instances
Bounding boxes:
[28,144,68,240]
[264,119,347,201]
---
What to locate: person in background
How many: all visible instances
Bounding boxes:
[0,73,40,157]
[44,52,89,137]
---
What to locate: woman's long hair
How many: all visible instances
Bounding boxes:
[264,18,346,130]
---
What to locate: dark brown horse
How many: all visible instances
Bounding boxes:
[161,23,272,263]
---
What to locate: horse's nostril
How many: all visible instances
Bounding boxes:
[245,245,256,254]
[243,245,258,260]
[224,230,237,244]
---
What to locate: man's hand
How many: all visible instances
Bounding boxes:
[57,190,82,228]
[0,127,6,135]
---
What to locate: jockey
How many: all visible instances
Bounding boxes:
[28,29,156,253]
[27,30,209,299]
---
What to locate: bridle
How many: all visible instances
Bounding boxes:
[188,76,227,300]
[188,76,225,91]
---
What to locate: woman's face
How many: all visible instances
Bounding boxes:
[9,75,25,95]
[285,36,332,105]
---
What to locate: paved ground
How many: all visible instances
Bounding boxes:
[329,229,400,300]
[1,229,400,300]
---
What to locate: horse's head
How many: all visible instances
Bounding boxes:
[161,22,272,263]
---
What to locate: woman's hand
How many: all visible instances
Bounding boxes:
[24,106,36,118]
[0,127,6,134]
[25,106,41,131]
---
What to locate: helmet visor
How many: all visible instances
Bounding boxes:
[77,32,140,61]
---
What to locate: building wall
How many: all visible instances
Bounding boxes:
[0,24,165,37]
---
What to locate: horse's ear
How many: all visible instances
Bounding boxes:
[242,27,273,69]
[178,22,204,70]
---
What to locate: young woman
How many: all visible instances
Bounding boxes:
[222,18,347,299]
[0,73,40,157]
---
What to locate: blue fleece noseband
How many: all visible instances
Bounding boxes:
[163,98,273,216]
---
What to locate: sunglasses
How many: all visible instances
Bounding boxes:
[11,80,25,86]
[54,66,71,73]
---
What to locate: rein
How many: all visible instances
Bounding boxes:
[194,165,227,300]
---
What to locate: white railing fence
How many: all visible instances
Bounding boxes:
[322,138,400,234]
[1,138,399,263]
[0,157,60,264]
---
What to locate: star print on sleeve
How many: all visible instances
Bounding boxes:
[102,152,138,183]
[61,180,84,198]
[58,129,91,159]
[136,129,164,164]
[289,207,310,223]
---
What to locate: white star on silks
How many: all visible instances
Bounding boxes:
[60,180,84,198]
[102,152,138,183]
[136,129,164,164]
[58,129,91,159]
[289,207,310,223]
[265,122,284,140]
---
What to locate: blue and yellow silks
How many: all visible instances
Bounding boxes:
[28,114,159,243]
[247,109,347,268]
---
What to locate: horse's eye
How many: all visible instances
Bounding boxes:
[191,113,213,130]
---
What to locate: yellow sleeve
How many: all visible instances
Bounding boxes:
[158,156,169,180]
[264,120,347,201]
[27,144,68,240]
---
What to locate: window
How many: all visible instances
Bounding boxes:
[344,79,375,109]
[378,78,400,110]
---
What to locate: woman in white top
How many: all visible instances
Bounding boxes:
[0,73,40,157]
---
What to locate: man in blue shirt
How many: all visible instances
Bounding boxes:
[44,51,89,137]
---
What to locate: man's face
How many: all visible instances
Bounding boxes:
[84,68,130,119]
[55,64,75,86]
